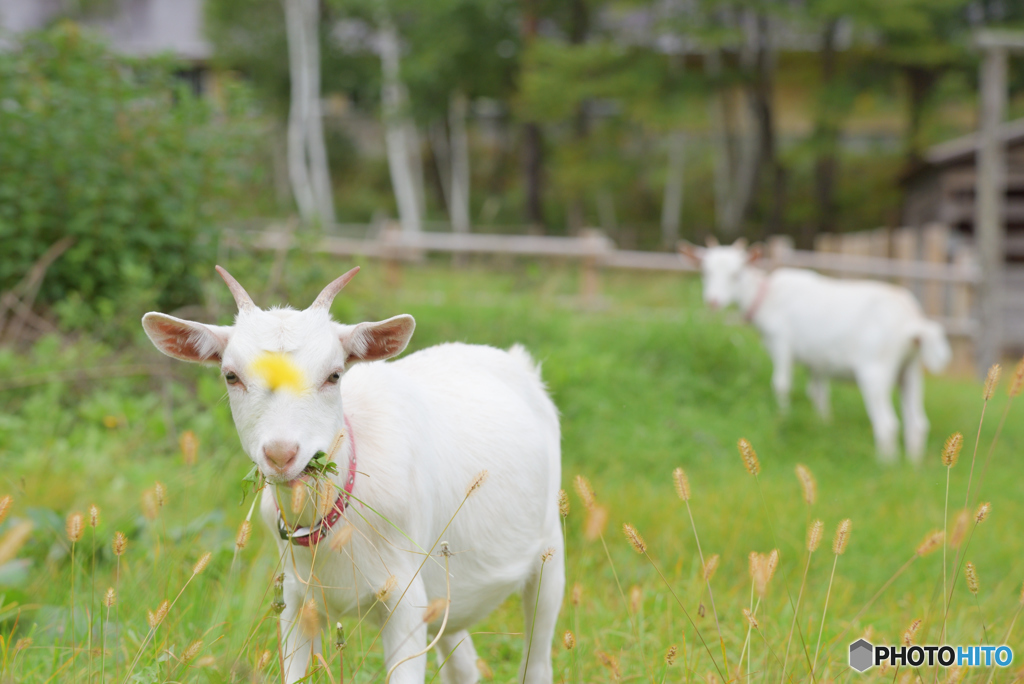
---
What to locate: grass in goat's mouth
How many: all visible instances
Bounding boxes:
[240,450,339,505]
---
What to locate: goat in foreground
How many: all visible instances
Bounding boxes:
[142,266,564,684]
[681,238,951,462]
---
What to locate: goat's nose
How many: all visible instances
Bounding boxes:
[263,441,300,471]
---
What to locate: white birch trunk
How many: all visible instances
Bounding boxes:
[448,92,471,234]
[378,19,422,234]
[300,0,336,226]
[428,120,452,211]
[661,130,685,247]
[283,0,316,223]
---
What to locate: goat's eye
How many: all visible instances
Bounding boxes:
[225,371,239,385]
[325,371,341,385]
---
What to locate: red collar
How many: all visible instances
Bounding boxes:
[277,415,357,547]
[744,276,771,323]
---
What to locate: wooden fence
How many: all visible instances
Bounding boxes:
[227,221,981,371]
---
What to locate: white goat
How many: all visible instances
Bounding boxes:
[681,239,951,462]
[142,267,564,684]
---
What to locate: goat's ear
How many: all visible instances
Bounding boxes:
[677,241,704,263]
[747,244,764,263]
[142,313,232,364]
[339,314,416,365]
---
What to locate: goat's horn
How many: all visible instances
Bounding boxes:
[309,267,360,311]
[215,265,256,312]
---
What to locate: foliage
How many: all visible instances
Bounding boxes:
[0,260,1021,681]
[0,23,265,332]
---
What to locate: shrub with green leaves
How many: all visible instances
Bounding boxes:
[0,23,265,333]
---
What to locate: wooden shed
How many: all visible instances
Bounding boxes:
[902,118,1024,352]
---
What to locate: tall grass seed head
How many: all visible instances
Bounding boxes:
[965,562,979,595]
[902,618,922,646]
[154,481,167,508]
[299,599,321,637]
[833,518,851,555]
[795,464,816,505]
[104,587,116,608]
[141,489,159,521]
[182,639,203,664]
[737,438,760,476]
[476,659,493,679]
[66,511,83,543]
[558,489,569,518]
[88,504,99,528]
[571,582,582,606]
[975,502,991,524]
[179,429,199,466]
[290,481,306,516]
[192,551,212,576]
[422,598,447,624]
[563,630,575,650]
[235,520,251,550]
[950,510,970,547]
[0,495,11,526]
[257,650,272,670]
[673,467,691,501]
[596,651,621,680]
[1011,355,1024,398]
[148,599,170,628]
[465,469,488,497]
[623,523,646,554]
[984,363,1002,401]
[807,519,824,553]
[112,531,127,556]
[574,475,596,511]
[329,524,354,552]
[703,554,720,581]
[742,607,759,629]
[665,645,678,666]
[916,529,944,557]
[942,432,963,467]
[629,585,642,614]
[376,575,398,603]
[583,504,608,541]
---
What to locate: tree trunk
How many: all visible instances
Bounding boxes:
[810,18,840,246]
[904,66,940,167]
[748,10,785,236]
[300,0,335,226]
[282,0,316,223]
[378,18,422,234]
[521,0,545,231]
[448,92,471,234]
[661,130,685,248]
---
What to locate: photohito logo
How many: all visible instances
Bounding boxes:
[849,639,1013,672]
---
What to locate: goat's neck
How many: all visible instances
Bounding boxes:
[736,265,769,316]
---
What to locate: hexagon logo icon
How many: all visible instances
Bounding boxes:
[849,638,874,672]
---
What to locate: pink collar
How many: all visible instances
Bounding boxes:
[277,415,357,547]
[744,276,771,323]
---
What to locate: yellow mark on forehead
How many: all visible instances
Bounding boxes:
[250,352,306,392]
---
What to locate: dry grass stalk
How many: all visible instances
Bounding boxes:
[596,651,621,680]
[476,658,493,679]
[574,475,596,511]
[563,631,575,650]
[673,467,691,501]
[795,464,816,505]
[290,481,306,516]
[984,363,1002,400]
[943,433,963,467]
[813,518,852,677]
[783,519,824,684]
[558,489,569,518]
[148,599,170,628]
[257,650,273,670]
[737,438,760,476]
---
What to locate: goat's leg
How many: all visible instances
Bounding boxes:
[380,574,429,684]
[279,592,320,684]
[900,359,929,464]
[769,341,793,413]
[806,373,831,421]
[856,366,899,463]
[519,533,565,684]
[435,630,480,684]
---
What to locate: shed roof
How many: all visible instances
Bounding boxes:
[924,117,1024,168]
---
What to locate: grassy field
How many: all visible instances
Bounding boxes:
[0,257,1022,683]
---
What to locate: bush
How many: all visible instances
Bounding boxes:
[0,23,265,334]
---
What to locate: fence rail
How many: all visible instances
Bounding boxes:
[226,222,982,358]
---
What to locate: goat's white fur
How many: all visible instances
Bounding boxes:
[683,241,951,462]
[142,272,563,684]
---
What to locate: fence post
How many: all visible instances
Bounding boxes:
[892,227,918,291]
[579,228,610,304]
[381,222,404,288]
[922,223,950,317]
[950,243,977,374]
[766,234,793,268]
[869,227,890,258]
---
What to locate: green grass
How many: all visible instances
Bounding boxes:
[0,257,1021,683]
